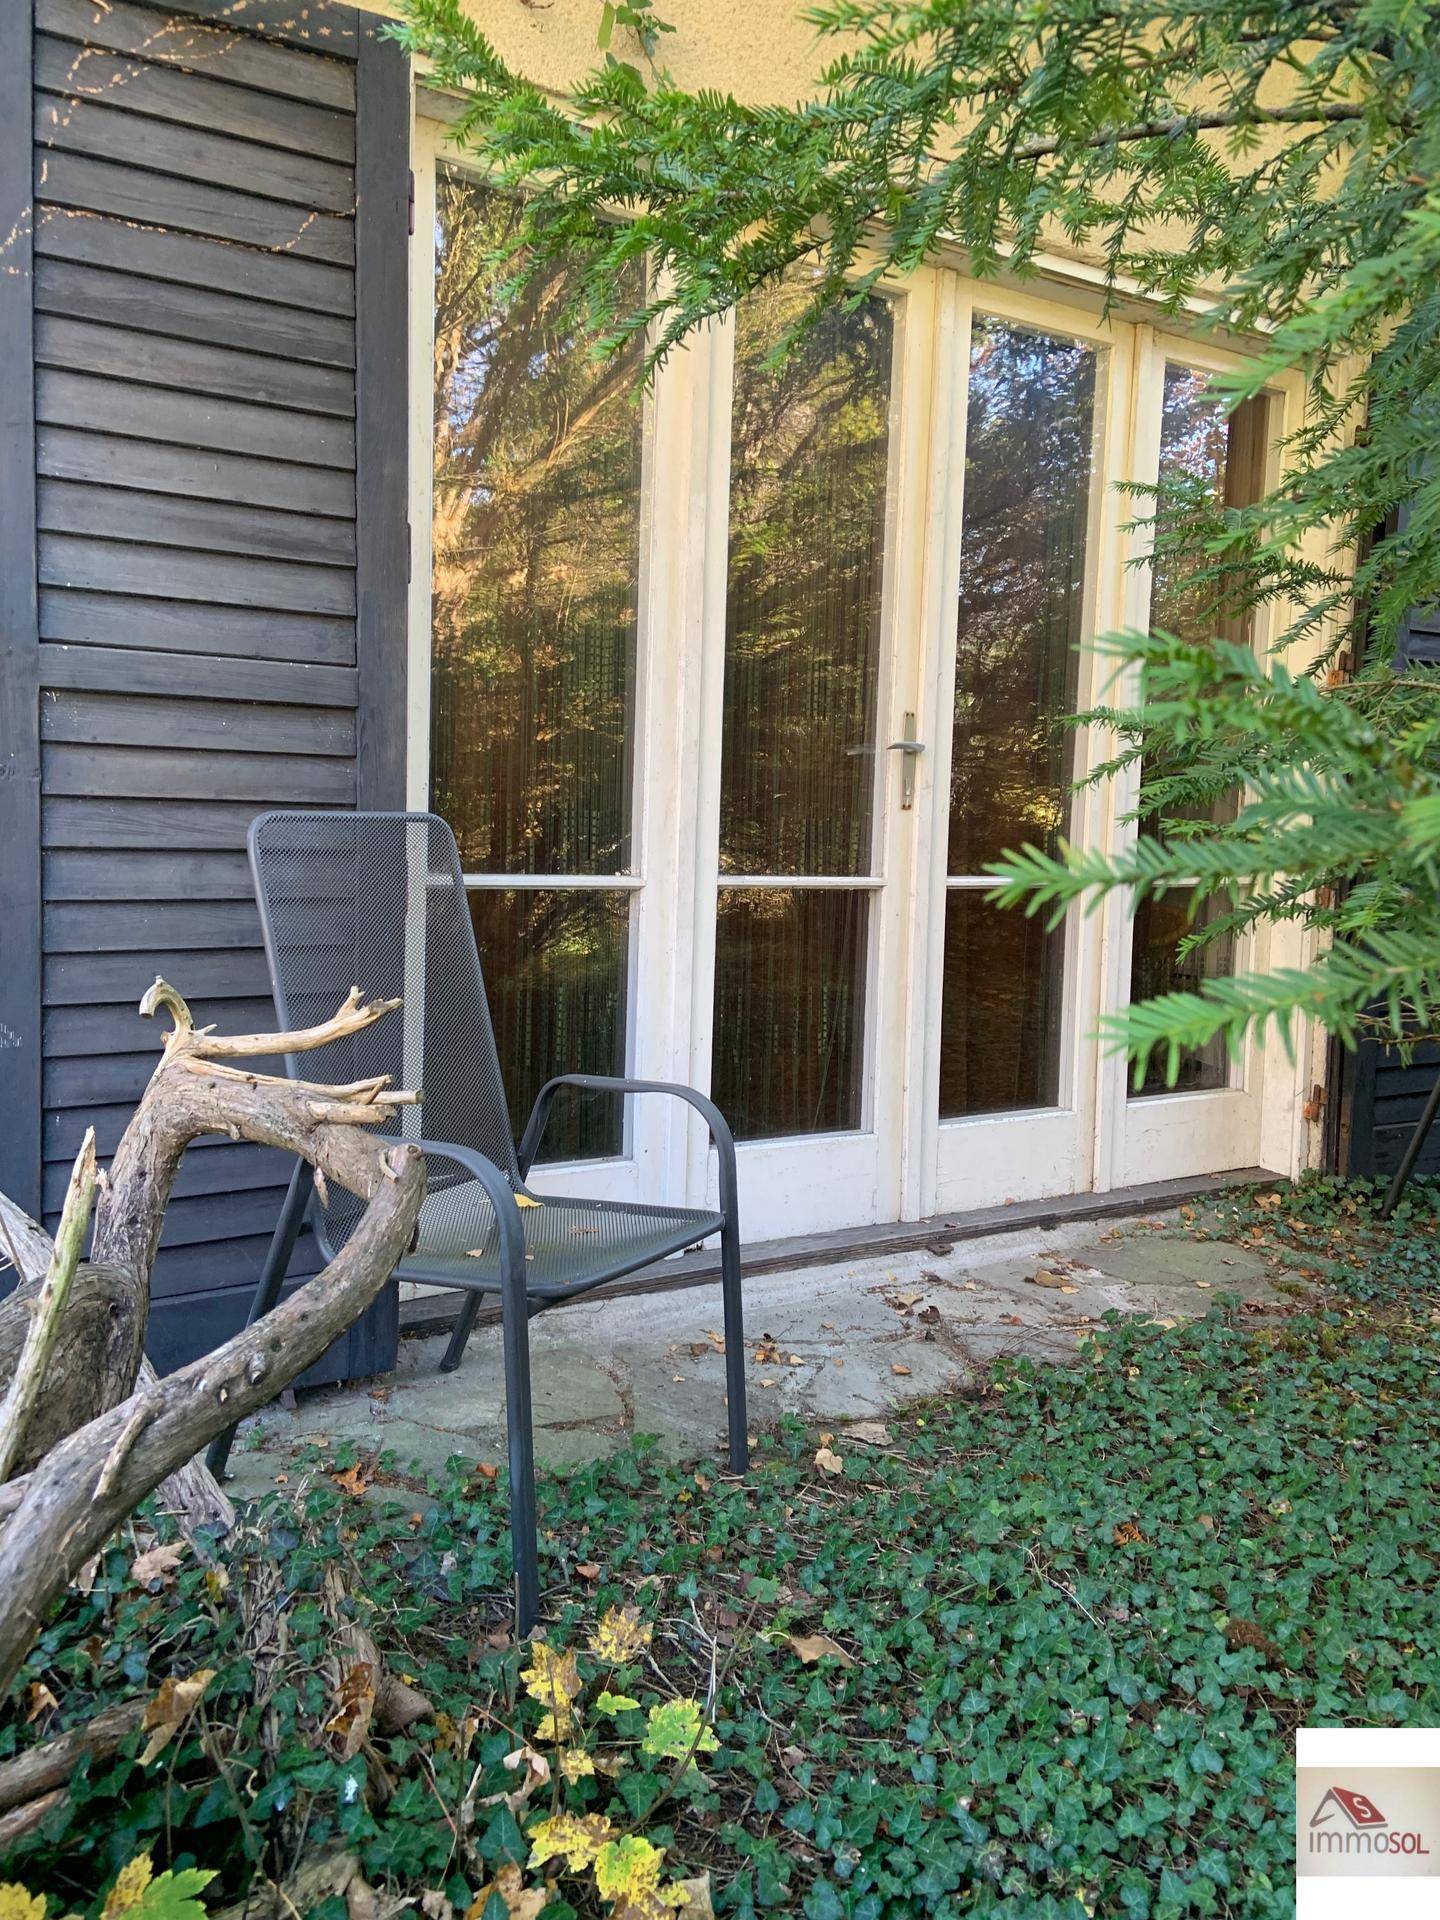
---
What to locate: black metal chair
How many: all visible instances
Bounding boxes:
[206,810,747,1630]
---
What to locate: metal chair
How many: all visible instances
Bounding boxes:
[206,810,747,1630]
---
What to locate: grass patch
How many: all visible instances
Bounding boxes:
[4,1177,1439,1919]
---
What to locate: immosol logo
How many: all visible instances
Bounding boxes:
[1307,1784,1431,1858]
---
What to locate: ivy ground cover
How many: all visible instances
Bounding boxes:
[4,1178,1439,1920]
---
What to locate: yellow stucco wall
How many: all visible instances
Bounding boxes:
[356,0,853,105]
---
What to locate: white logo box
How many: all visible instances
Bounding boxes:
[1298,1728,1440,1919]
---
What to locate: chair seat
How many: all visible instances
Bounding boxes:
[396,1177,724,1301]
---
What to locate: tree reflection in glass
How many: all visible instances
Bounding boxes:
[1129,368,1271,1096]
[940,317,1098,1118]
[712,276,895,1140]
[429,171,644,1157]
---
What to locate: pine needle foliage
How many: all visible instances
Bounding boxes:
[390,0,1440,1083]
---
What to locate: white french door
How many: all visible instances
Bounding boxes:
[1097,328,1287,1190]
[409,108,1304,1241]
[906,280,1132,1216]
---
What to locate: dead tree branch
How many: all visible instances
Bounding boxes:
[0,980,426,1696]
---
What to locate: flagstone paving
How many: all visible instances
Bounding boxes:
[220,1206,1305,1499]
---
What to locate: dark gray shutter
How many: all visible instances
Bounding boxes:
[1332,502,1439,1179]
[10,0,408,1373]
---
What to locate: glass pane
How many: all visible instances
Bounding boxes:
[1151,368,1269,650]
[720,279,894,877]
[939,892,1064,1118]
[430,170,643,876]
[948,316,1097,876]
[1129,889,1235,1095]
[712,888,867,1140]
[939,318,1095,1119]
[468,889,630,1161]
[1129,370,1269,1097]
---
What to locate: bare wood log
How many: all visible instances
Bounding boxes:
[0,1138,424,1696]
[0,1698,147,1813]
[0,1192,53,1286]
[0,1132,98,1486]
[0,1787,66,1850]
[0,980,414,1502]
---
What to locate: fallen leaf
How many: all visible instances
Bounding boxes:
[472,1461,500,1483]
[891,1363,911,1377]
[1194,1279,1213,1289]
[420,1893,453,1920]
[1028,1268,1070,1290]
[514,1195,544,1210]
[890,1291,923,1309]
[788,1632,855,1667]
[25,1681,58,1722]
[141,1668,216,1765]
[464,1865,544,1920]
[1112,1521,1147,1546]
[332,1463,370,1498]
[576,1561,601,1581]
[326,1656,377,1760]
[813,1446,843,1476]
[672,1872,715,1918]
[131,1541,185,1589]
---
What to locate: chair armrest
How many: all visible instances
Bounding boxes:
[414,1138,528,1292]
[516,1075,737,1203]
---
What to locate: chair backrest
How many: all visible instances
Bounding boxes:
[248,810,520,1183]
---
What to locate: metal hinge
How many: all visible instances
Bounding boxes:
[407,169,415,237]
[1302,1082,1326,1124]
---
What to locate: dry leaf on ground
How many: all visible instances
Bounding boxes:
[813,1446,843,1475]
[141,1668,216,1765]
[788,1632,855,1667]
[131,1541,186,1589]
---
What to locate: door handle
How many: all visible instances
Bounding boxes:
[887,712,925,810]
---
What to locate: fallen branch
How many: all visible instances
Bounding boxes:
[0,1137,424,1695]
[0,1697,147,1814]
[0,1131,97,1486]
[0,979,427,1697]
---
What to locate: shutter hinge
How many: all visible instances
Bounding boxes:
[407,169,415,237]
[1303,1082,1326,1125]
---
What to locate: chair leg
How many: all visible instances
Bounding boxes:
[206,1160,313,1481]
[501,1280,540,1636]
[720,1208,748,1475]
[441,1289,484,1374]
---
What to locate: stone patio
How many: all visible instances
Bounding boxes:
[222,1206,1304,1498]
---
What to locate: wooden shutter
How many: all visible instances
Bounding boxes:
[1331,502,1440,1179]
[5,0,409,1373]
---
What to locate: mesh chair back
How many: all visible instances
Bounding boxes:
[249,812,520,1244]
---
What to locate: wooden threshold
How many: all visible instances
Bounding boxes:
[397,1165,1281,1342]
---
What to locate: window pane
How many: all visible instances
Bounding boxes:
[948,317,1096,876]
[468,889,630,1161]
[720,280,894,878]
[1129,370,1269,1097]
[1151,367,1269,649]
[939,893,1064,1118]
[430,170,643,876]
[712,888,867,1140]
[1129,890,1234,1095]
[939,319,1095,1118]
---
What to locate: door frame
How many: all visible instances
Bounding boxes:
[907,277,1141,1218]
[1095,326,1310,1190]
[407,95,1317,1235]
